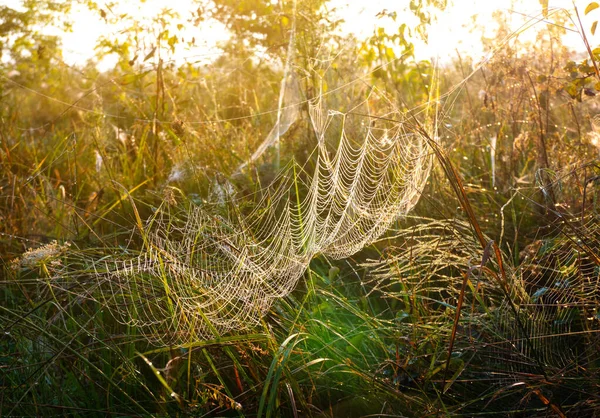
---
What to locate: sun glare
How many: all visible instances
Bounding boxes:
[334,0,600,61]
[2,0,600,68]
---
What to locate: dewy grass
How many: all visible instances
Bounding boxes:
[3,4,600,416]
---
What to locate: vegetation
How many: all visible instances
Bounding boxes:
[2,0,600,416]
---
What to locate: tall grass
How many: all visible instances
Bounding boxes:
[2,6,600,417]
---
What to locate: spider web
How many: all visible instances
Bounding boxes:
[95,88,435,345]
[362,165,600,414]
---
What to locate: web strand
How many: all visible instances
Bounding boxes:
[97,90,434,345]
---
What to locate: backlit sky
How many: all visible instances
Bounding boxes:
[1,0,599,69]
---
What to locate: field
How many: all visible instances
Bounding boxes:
[2,1,600,416]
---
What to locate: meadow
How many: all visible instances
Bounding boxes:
[2,1,600,416]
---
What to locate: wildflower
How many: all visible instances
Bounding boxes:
[12,240,71,270]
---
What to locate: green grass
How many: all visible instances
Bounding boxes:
[3,7,600,416]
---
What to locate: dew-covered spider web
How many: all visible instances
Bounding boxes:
[94,86,435,345]
[362,164,600,413]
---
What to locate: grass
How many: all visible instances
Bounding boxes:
[4,204,600,416]
[2,5,600,417]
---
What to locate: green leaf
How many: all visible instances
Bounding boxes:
[443,358,466,393]
[328,266,340,281]
[592,20,598,35]
[257,334,305,418]
[585,2,600,15]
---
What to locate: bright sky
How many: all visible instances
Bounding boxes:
[333,0,600,61]
[1,0,599,69]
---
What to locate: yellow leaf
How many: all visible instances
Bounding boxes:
[585,2,599,15]
[592,21,598,35]
[539,0,548,18]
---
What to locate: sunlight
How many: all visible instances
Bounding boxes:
[2,0,600,68]
[4,0,600,416]
[334,0,600,61]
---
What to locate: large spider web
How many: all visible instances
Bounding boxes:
[95,90,434,345]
